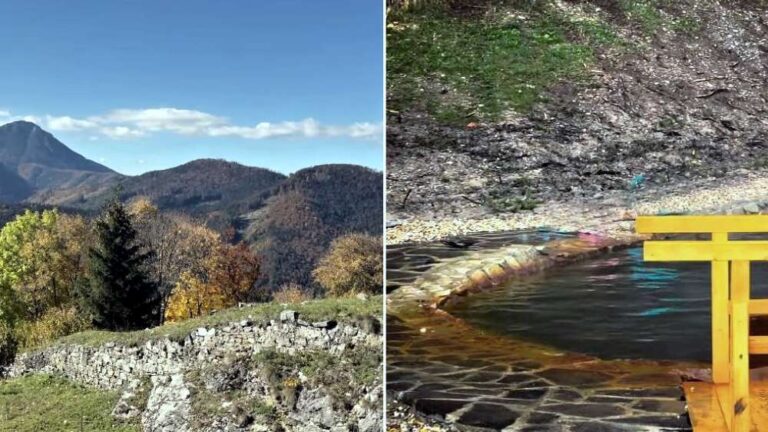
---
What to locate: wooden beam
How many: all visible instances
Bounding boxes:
[750,299,768,316]
[749,336,768,355]
[644,241,768,262]
[716,383,733,430]
[692,381,768,431]
[731,261,751,432]
[712,254,730,384]
[636,215,768,234]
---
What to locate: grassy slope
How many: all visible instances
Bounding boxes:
[4,297,382,430]
[0,374,139,432]
[387,0,698,125]
[44,296,382,350]
[387,3,599,124]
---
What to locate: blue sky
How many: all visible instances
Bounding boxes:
[0,1,383,175]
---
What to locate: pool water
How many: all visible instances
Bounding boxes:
[446,247,768,362]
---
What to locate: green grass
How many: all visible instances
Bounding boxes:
[254,345,382,387]
[387,12,596,125]
[486,195,539,213]
[0,374,139,432]
[571,18,623,46]
[388,1,708,125]
[252,346,382,410]
[620,0,665,33]
[621,1,701,35]
[39,296,382,351]
[387,9,595,123]
[670,16,701,34]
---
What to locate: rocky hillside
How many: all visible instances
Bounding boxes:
[387,0,768,220]
[7,298,383,432]
[0,121,120,202]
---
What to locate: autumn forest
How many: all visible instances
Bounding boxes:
[0,191,382,363]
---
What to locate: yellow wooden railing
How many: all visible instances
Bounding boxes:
[636,215,768,432]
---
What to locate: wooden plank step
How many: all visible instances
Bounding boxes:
[684,382,729,431]
[684,381,768,431]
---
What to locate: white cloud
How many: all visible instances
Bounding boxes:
[45,115,97,131]
[15,107,382,141]
[206,118,324,140]
[0,110,10,117]
[97,108,224,135]
[329,122,383,138]
[100,126,146,139]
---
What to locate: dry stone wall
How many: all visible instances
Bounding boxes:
[9,311,383,432]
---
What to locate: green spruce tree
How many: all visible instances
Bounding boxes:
[79,196,160,330]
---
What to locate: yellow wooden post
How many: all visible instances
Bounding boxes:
[730,260,751,431]
[635,215,768,430]
[711,239,729,385]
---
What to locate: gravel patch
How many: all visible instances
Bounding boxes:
[388,169,768,244]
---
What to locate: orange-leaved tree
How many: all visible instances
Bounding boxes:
[313,233,383,297]
[164,242,262,322]
[128,197,221,318]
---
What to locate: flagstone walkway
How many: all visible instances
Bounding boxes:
[387,231,698,431]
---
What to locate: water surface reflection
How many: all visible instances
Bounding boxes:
[447,247,768,362]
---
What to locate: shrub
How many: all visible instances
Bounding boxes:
[16,306,91,350]
[312,234,383,297]
[273,283,312,304]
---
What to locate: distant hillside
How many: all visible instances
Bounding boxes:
[75,159,287,232]
[0,121,121,202]
[0,164,33,202]
[0,122,383,294]
[249,164,383,292]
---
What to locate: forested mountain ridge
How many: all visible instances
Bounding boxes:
[73,159,288,232]
[0,121,383,292]
[249,164,383,290]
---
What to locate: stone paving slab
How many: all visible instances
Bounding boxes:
[387,231,698,431]
[388,313,696,431]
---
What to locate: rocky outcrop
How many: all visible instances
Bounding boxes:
[9,312,382,432]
